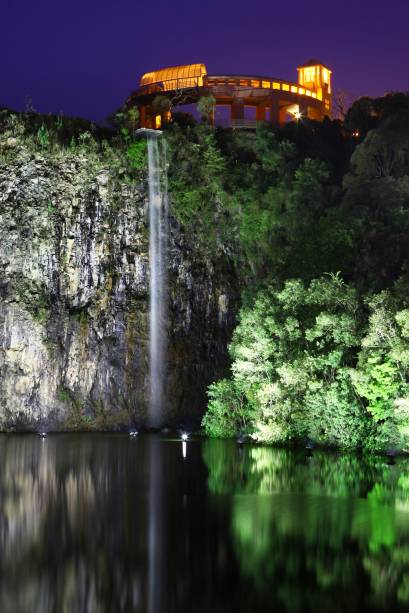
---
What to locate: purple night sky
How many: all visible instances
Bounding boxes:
[2,0,408,121]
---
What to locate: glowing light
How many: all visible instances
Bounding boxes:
[182,441,187,458]
[301,67,316,83]
[298,63,332,96]
[39,432,47,438]
[181,432,189,441]
[294,111,302,120]
[129,430,138,437]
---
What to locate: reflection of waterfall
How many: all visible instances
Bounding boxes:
[147,436,163,613]
[147,132,168,428]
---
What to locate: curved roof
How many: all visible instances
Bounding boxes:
[140,64,207,87]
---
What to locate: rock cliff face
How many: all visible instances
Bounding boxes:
[0,142,238,429]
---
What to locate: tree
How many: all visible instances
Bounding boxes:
[197,95,216,123]
[332,89,355,120]
[152,95,171,115]
[107,106,140,140]
[202,275,368,448]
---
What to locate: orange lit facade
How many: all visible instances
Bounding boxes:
[127,60,332,129]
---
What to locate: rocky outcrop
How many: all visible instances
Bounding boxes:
[0,142,238,429]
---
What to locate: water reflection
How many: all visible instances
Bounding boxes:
[0,434,224,613]
[1,435,409,612]
[203,441,409,611]
[148,437,162,613]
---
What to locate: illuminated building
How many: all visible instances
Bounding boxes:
[127,59,332,129]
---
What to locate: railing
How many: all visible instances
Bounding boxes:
[135,76,322,101]
[230,119,258,129]
[206,76,320,100]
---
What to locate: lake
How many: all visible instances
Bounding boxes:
[0,433,408,612]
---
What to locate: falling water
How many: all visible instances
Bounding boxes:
[146,131,168,428]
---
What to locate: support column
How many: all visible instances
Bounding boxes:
[231,99,244,127]
[269,97,280,126]
[140,106,147,128]
[256,106,266,122]
[161,110,172,126]
[278,104,288,125]
[299,103,309,119]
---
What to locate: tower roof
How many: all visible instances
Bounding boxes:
[298,58,330,69]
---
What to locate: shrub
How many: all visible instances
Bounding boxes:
[126,140,147,169]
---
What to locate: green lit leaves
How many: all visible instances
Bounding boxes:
[37,124,50,149]
[126,140,147,170]
[352,354,398,422]
[203,274,366,447]
[202,379,253,438]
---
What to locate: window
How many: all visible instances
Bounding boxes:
[272,82,281,90]
[155,115,162,129]
[301,67,316,84]
[251,80,260,88]
[291,85,298,93]
[322,67,331,93]
[282,83,290,91]
[262,80,270,89]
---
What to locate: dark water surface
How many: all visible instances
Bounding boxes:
[0,434,409,612]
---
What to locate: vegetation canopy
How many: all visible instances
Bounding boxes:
[161,92,409,453]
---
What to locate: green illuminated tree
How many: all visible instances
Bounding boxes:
[202,274,368,447]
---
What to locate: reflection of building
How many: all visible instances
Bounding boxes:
[127,60,332,129]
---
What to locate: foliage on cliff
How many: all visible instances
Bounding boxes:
[165,119,354,282]
[0,107,147,177]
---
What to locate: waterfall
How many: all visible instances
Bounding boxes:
[146,131,168,428]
